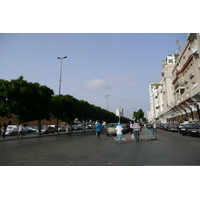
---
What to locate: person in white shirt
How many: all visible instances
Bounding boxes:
[129,121,133,134]
[17,124,23,139]
[115,122,123,144]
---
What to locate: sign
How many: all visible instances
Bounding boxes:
[116,108,123,117]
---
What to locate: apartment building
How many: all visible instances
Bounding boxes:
[148,82,162,122]
[149,33,200,123]
[169,33,200,123]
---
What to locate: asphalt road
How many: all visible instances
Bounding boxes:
[1,129,200,166]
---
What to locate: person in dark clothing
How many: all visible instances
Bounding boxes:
[2,124,7,139]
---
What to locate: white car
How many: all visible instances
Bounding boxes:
[5,125,26,136]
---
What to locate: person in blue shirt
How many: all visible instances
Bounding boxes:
[95,120,102,141]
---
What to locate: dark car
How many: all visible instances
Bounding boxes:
[187,124,200,137]
[146,124,152,129]
[159,124,165,129]
[168,124,179,132]
[179,124,195,135]
[163,124,172,131]
[122,124,129,134]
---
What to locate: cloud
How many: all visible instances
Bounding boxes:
[108,72,135,83]
[126,82,138,88]
[86,79,111,90]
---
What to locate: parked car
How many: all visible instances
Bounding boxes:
[159,124,165,129]
[123,124,130,134]
[5,125,26,136]
[72,125,83,130]
[24,126,37,133]
[146,124,152,129]
[178,123,192,130]
[41,126,57,134]
[179,123,195,135]
[85,125,93,129]
[48,125,67,132]
[58,126,66,132]
[168,124,179,132]
[106,123,117,136]
[163,124,172,131]
[187,124,200,137]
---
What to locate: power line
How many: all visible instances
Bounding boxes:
[62,80,149,104]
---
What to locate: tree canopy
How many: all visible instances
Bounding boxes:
[0,77,132,132]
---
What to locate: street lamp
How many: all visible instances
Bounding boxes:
[56,56,67,133]
[57,56,67,95]
[105,95,109,110]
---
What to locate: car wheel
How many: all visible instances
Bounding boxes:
[107,133,109,136]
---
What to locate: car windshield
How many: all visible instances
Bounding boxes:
[182,124,194,128]
[189,125,200,128]
[107,124,117,128]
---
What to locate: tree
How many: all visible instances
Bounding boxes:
[0,76,54,135]
[52,94,82,132]
[0,79,13,118]
[133,109,145,122]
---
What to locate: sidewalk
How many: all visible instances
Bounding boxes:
[0,129,95,142]
[114,128,157,141]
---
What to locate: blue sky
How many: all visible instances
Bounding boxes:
[0,33,187,118]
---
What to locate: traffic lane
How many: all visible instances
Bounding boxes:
[134,129,200,166]
[0,130,128,166]
[1,129,200,166]
[92,129,200,166]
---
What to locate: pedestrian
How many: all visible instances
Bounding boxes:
[66,123,69,133]
[133,121,140,143]
[129,121,133,134]
[2,124,7,139]
[139,122,143,132]
[95,120,102,141]
[153,123,157,132]
[115,122,123,144]
[17,124,23,139]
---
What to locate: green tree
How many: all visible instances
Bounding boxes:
[0,76,54,135]
[0,79,13,118]
[133,109,145,122]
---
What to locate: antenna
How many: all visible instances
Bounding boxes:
[176,40,181,53]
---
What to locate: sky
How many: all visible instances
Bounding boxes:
[0,33,187,119]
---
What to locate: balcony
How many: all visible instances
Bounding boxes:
[174,82,185,93]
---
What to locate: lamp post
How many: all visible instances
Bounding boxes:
[57,56,67,95]
[56,56,67,133]
[105,95,110,110]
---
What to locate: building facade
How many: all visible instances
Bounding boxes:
[149,33,200,124]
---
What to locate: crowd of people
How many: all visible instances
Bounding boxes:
[95,120,144,144]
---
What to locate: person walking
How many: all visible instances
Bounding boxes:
[115,122,123,144]
[95,120,102,141]
[17,124,23,139]
[153,123,157,132]
[129,121,133,134]
[2,124,7,139]
[66,123,69,133]
[133,121,140,143]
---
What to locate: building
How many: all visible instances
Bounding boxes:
[169,33,200,123]
[149,33,200,124]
